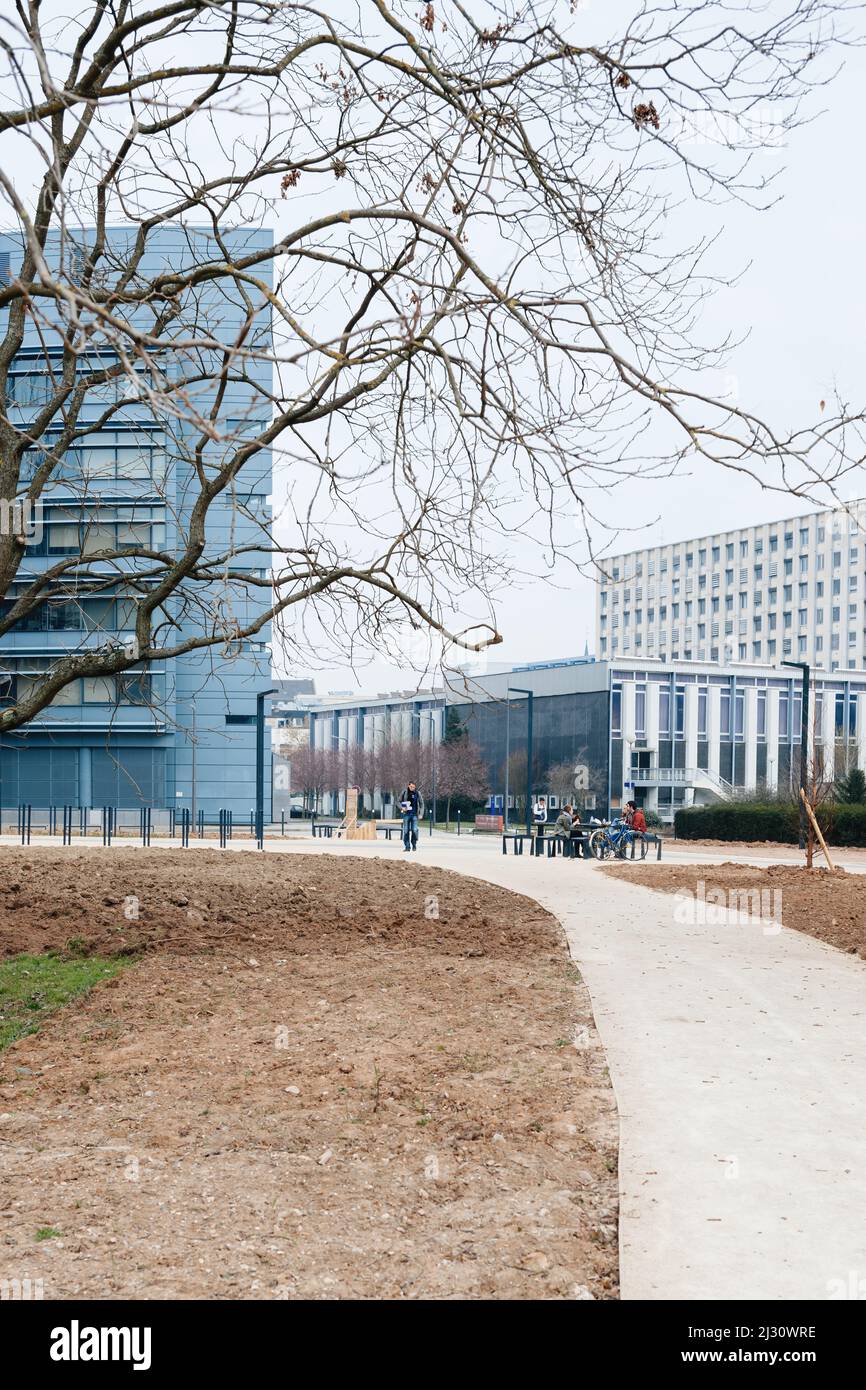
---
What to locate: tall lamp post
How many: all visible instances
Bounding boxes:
[256,688,277,850]
[781,660,810,850]
[508,686,535,837]
[333,732,351,815]
[504,695,511,830]
[410,710,438,836]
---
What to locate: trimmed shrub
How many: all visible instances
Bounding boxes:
[674,800,866,846]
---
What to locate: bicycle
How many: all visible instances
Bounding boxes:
[589,818,649,860]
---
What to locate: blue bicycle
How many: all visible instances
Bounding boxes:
[589,818,648,860]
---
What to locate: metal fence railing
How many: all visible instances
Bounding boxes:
[0,804,307,849]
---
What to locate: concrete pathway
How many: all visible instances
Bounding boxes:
[5,830,866,1299]
[388,838,866,1300]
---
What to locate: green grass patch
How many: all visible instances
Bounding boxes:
[0,953,127,1053]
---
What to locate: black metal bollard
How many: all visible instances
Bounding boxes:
[62,805,72,846]
[80,806,88,837]
[457,809,461,836]
[181,807,190,847]
[281,810,285,837]
[102,806,112,846]
[20,804,31,845]
[218,808,227,849]
[197,809,204,839]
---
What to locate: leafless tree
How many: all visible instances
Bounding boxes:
[437,734,488,825]
[1,0,863,728]
[546,760,578,803]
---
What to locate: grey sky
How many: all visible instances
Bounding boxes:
[2,1,862,699]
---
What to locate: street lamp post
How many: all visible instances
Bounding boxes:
[508,686,534,837]
[333,732,351,815]
[409,710,438,836]
[504,695,511,830]
[256,688,277,850]
[782,660,810,850]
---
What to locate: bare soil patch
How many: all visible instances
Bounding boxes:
[603,860,866,958]
[0,848,617,1300]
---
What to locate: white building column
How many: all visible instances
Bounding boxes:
[683,684,699,806]
[857,694,866,773]
[707,685,722,780]
[821,690,836,785]
[684,684,699,771]
[766,688,780,793]
[743,687,758,791]
[621,680,637,798]
[646,681,660,758]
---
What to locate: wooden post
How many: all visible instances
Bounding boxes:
[800,787,835,871]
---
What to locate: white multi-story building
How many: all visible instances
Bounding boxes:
[596,500,866,673]
[299,656,866,823]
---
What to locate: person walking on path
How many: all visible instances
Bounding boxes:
[400,782,421,851]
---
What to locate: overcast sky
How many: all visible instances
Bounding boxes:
[3,2,863,700]
[309,28,866,697]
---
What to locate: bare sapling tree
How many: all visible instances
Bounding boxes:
[0,0,863,727]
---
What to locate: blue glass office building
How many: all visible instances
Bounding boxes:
[0,227,273,815]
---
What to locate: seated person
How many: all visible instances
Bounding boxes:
[554,804,573,837]
[625,800,647,837]
[569,805,585,857]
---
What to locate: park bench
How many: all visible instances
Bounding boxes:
[546,832,592,859]
[377,819,404,840]
[311,820,340,838]
[501,832,535,855]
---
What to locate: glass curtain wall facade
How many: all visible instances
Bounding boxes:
[0,227,273,814]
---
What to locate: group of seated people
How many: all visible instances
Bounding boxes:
[553,803,587,856]
[551,799,649,857]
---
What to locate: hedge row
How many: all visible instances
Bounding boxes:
[674,801,866,847]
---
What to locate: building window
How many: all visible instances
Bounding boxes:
[697,687,708,737]
[659,687,671,736]
[635,684,647,738]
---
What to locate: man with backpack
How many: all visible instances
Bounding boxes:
[400,782,421,852]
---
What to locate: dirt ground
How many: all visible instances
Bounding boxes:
[604,860,866,959]
[0,848,618,1300]
[666,836,866,861]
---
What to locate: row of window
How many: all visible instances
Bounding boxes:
[24,433,165,482]
[600,634,862,664]
[611,684,856,740]
[604,514,866,583]
[27,517,165,556]
[0,597,139,632]
[9,366,152,409]
[603,568,859,609]
[0,672,153,707]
